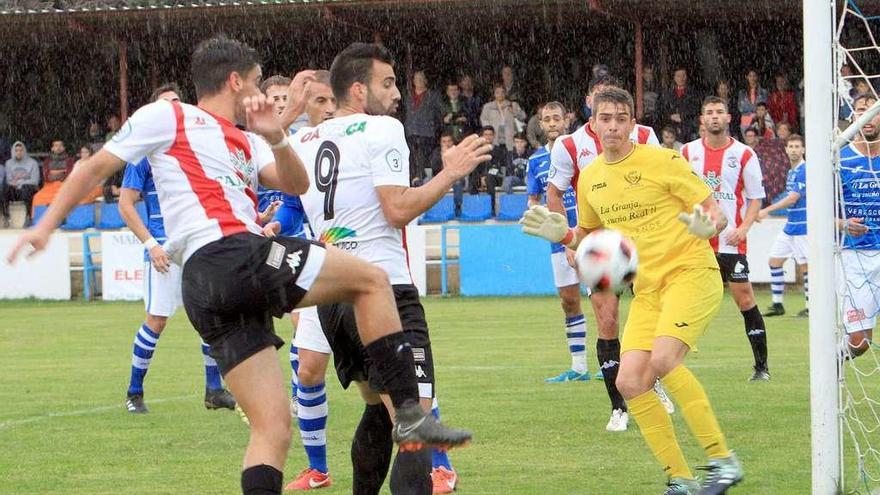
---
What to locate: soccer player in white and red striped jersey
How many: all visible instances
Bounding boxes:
[681,96,770,382]
[6,36,471,495]
[546,75,665,432]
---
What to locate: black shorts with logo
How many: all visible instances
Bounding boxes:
[317,284,434,398]
[715,253,750,283]
[182,232,324,375]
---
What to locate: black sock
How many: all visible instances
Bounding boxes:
[363,333,420,409]
[597,338,626,412]
[742,305,768,370]
[352,403,394,495]
[389,448,432,495]
[241,464,283,495]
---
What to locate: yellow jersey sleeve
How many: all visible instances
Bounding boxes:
[666,151,713,207]
[577,184,602,229]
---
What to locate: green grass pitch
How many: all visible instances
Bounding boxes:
[0,292,815,494]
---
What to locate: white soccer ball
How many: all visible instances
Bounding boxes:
[574,229,638,292]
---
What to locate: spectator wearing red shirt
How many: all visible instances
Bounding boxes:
[768,73,800,132]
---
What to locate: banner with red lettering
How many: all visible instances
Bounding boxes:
[101,231,145,301]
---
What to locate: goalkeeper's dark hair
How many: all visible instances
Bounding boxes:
[591,87,634,116]
[701,95,728,113]
[191,35,260,100]
[330,42,395,103]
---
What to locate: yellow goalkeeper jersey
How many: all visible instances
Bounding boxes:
[576,143,718,292]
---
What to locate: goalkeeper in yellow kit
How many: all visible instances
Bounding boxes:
[521,87,743,495]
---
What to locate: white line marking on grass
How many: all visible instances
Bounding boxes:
[0,394,197,430]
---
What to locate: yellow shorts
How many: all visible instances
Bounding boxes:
[621,268,723,353]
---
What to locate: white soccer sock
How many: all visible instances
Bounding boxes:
[566,314,587,374]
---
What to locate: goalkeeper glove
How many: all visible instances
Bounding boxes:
[520,205,575,247]
[677,205,718,240]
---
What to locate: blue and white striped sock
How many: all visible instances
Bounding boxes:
[201,341,222,390]
[127,324,160,396]
[566,314,587,374]
[298,382,328,474]
[431,397,453,470]
[770,267,785,304]
[290,342,299,399]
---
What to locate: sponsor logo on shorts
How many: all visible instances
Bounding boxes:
[287,250,303,273]
[600,360,619,370]
[734,261,745,273]
[415,365,427,378]
[266,242,286,269]
[412,347,426,362]
[848,308,867,323]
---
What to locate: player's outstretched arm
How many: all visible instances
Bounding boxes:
[757,192,800,221]
[118,187,171,273]
[376,134,492,228]
[545,184,566,215]
[247,92,310,196]
[6,149,125,263]
[677,197,727,240]
[519,205,590,248]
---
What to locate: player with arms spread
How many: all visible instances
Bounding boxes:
[6,36,471,495]
[522,88,743,495]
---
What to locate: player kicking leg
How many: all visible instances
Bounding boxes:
[523,88,742,494]
[7,36,470,495]
[117,83,235,414]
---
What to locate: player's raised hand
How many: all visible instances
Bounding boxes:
[244,93,285,145]
[441,134,493,180]
[262,221,281,238]
[148,245,172,274]
[520,205,569,243]
[279,70,317,130]
[5,226,51,264]
[259,200,282,225]
[677,204,717,239]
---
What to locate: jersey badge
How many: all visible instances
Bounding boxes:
[386,149,403,173]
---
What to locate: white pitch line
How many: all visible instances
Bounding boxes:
[0,394,197,430]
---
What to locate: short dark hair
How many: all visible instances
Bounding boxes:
[591,87,634,116]
[329,42,395,102]
[661,126,677,137]
[541,101,566,117]
[756,102,768,109]
[744,127,759,136]
[150,82,181,103]
[588,75,621,94]
[853,92,877,109]
[440,131,454,140]
[480,125,496,134]
[191,36,260,99]
[701,95,728,112]
[313,70,331,86]
[513,132,527,141]
[786,134,805,146]
[260,75,291,94]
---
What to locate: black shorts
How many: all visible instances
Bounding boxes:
[716,253,750,283]
[317,284,434,398]
[182,232,325,374]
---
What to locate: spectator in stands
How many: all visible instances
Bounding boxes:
[440,81,468,142]
[526,103,546,150]
[482,126,514,216]
[480,82,526,151]
[503,133,530,194]
[459,73,483,134]
[76,146,103,204]
[738,68,769,135]
[105,115,121,141]
[715,80,742,139]
[768,73,800,132]
[430,132,454,182]
[660,126,683,152]
[592,63,610,79]
[750,102,776,139]
[87,122,105,152]
[641,65,660,129]
[750,126,790,206]
[403,70,443,185]
[2,141,40,228]
[564,106,582,134]
[776,122,793,141]
[501,64,523,107]
[854,77,873,97]
[33,139,75,214]
[658,66,700,141]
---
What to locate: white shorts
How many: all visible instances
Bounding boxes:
[840,250,880,334]
[144,261,182,318]
[769,233,809,265]
[293,306,331,354]
[551,251,580,288]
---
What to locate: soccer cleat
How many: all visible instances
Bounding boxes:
[654,380,675,414]
[749,367,770,382]
[204,388,236,410]
[544,369,590,383]
[697,452,744,494]
[125,394,148,414]
[431,466,458,494]
[605,408,629,432]
[797,308,809,318]
[393,403,472,452]
[762,303,785,317]
[290,395,298,418]
[284,468,332,491]
[664,477,700,495]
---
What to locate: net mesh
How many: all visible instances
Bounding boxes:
[835,2,880,493]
